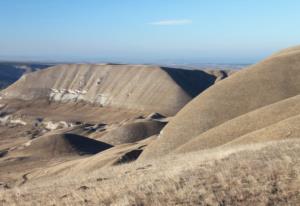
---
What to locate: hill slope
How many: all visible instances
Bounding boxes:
[140,46,300,159]
[0,62,52,89]
[1,64,229,116]
[1,139,300,205]
[175,94,300,153]
[1,48,300,205]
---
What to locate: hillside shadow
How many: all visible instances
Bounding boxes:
[161,67,217,97]
[113,149,143,165]
[64,133,113,155]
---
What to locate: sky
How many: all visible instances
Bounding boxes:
[0,0,300,64]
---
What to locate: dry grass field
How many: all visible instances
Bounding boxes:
[1,139,300,206]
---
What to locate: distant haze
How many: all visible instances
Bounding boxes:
[1,0,300,64]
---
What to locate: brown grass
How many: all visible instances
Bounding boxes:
[141,47,300,159]
[1,139,300,206]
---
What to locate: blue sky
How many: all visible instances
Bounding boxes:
[0,0,300,63]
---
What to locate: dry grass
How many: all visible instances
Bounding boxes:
[1,139,300,206]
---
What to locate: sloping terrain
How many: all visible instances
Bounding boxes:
[220,114,300,148]
[175,94,300,153]
[98,120,166,145]
[140,46,300,160]
[0,62,52,89]
[20,133,113,158]
[1,139,300,205]
[1,64,229,116]
[1,46,300,205]
[0,64,230,188]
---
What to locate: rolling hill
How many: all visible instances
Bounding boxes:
[1,47,300,205]
[140,46,300,160]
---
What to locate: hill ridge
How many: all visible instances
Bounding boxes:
[1,64,229,116]
[139,45,300,159]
